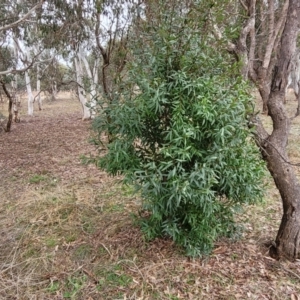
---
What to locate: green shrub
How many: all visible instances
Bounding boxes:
[92,1,265,256]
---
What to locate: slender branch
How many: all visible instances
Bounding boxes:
[239,0,248,12]
[248,0,257,81]
[262,0,289,70]
[211,24,236,52]
[0,1,44,32]
[95,12,109,96]
[0,54,53,75]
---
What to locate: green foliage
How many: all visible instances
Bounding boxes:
[63,275,86,299]
[0,46,15,71]
[92,0,265,256]
[47,281,60,294]
[29,174,47,184]
[96,265,133,291]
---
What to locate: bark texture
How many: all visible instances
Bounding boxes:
[260,0,300,260]
[0,80,13,132]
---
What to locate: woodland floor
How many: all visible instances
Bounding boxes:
[0,91,300,299]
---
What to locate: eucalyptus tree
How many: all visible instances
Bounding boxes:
[233,0,300,261]
[71,0,134,119]
[48,0,135,119]
[0,0,45,128]
[212,0,300,260]
[0,47,15,132]
[254,0,300,261]
[34,0,125,118]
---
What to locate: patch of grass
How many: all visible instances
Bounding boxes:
[47,281,60,294]
[22,244,40,259]
[45,237,58,247]
[121,184,135,196]
[63,274,87,299]
[28,173,60,188]
[65,233,78,243]
[73,244,93,260]
[104,203,125,212]
[58,206,75,220]
[96,265,133,291]
[230,253,239,260]
[10,176,18,182]
[81,216,96,234]
[29,174,48,184]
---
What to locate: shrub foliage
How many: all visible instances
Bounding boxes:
[92,1,265,256]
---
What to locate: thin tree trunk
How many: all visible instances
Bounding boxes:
[296,82,300,116]
[11,76,20,122]
[80,53,99,117]
[0,80,13,132]
[12,35,20,120]
[51,81,57,101]
[36,64,42,110]
[74,56,91,120]
[25,70,34,116]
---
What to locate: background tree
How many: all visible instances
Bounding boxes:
[0,47,15,132]
[0,0,53,117]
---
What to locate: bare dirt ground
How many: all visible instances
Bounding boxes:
[0,92,300,299]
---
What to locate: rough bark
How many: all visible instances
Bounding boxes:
[257,80,270,114]
[257,0,289,114]
[212,0,288,114]
[0,80,13,132]
[259,0,300,260]
[296,81,300,116]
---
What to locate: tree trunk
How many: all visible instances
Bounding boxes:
[260,0,300,260]
[25,70,34,116]
[12,35,20,120]
[74,56,91,120]
[296,81,300,116]
[36,64,42,110]
[260,96,300,260]
[0,80,13,132]
[80,53,98,118]
[257,82,270,114]
[11,75,20,122]
[51,81,57,101]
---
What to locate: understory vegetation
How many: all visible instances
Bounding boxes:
[0,93,300,299]
[91,2,265,256]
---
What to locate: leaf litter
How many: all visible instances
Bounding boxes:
[0,91,300,299]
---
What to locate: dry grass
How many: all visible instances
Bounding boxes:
[1,91,300,299]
